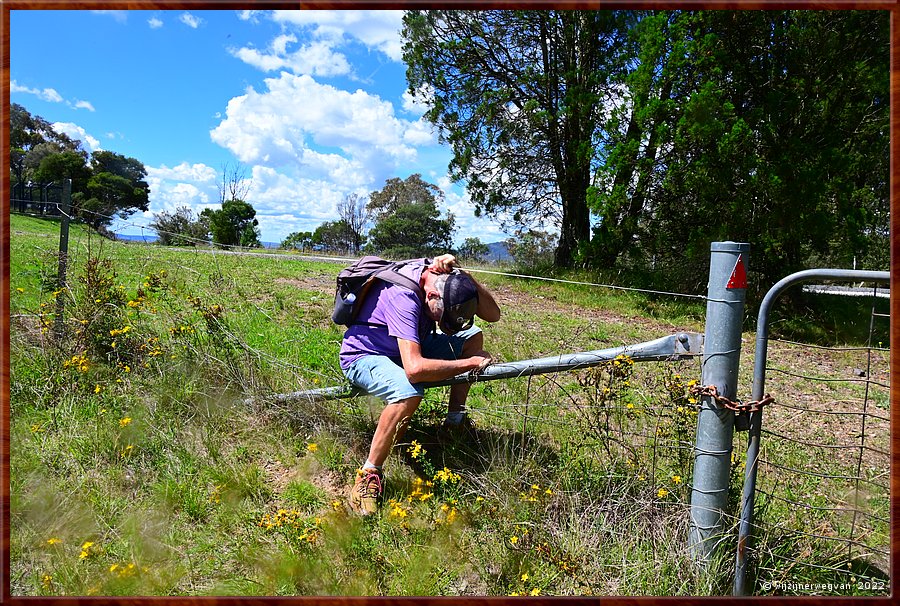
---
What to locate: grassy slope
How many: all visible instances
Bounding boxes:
[8,214,888,596]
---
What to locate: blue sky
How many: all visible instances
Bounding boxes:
[10,9,508,245]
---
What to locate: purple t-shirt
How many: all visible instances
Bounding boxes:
[339,260,435,370]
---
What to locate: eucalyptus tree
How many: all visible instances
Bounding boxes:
[337,192,371,254]
[365,174,455,258]
[403,10,632,267]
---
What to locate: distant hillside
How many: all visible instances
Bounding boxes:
[486,241,511,262]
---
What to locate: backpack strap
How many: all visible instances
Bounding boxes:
[373,260,425,299]
[348,260,426,328]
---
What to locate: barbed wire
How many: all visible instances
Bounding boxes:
[754,488,889,525]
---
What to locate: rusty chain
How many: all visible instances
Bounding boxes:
[688,384,775,414]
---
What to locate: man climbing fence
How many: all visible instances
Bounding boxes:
[334,253,501,515]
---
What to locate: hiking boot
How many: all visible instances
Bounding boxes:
[437,414,478,443]
[349,467,383,516]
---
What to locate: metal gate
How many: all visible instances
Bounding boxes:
[733,269,890,596]
[10,181,65,216]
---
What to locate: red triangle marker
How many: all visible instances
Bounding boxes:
[727,254,747,289]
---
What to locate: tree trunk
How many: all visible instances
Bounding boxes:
[555,159,591,267]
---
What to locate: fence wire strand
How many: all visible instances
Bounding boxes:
[11,204,891,597]
[748,292,890,595]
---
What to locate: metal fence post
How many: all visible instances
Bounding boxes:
[53,179,72,341]
[689,241,749,561]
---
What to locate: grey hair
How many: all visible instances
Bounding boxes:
[431,274,448,316]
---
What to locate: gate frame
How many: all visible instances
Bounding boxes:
[732,268,890,596]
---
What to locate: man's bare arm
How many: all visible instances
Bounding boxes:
[397,338,491,383]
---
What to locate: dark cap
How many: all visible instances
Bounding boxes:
[439,271,479,334]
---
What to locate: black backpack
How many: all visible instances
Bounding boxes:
[331,256,425,326]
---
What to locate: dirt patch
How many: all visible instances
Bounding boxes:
[308,468,347,501]
[275,276,333,296]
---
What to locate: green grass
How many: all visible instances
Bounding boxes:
[9,214,888,596]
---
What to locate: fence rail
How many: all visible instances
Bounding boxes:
[11,181,65,216]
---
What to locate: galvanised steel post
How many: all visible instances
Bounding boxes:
[689,241,749,562]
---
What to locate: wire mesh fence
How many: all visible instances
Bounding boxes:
[743,290,890,596]
[9,207,890,596]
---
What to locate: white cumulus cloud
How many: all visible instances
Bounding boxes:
[146,162,217,183]
[51,122,102,152]
[12,80,64,103]
[271,10,404,61]
[241,165,375,243]
[210,72,430,187]
[180,13,202,29]
[401,88,432,116]
[237,10,262,23]
[91,10,127,23]
[12,80,96,111]
[403,120,435,146]
[148,17,163,29]
[230,37,350,77]
[145,163,218,216]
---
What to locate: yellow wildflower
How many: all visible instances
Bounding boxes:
[16,287,24,293]
[94,384,102,394]
[530,588,542,596]
[307,443,319,453]
[408,440,423,459]
[672,475,682,484]
[433,467,461,484]
[79,540,95,559]
[47,537,62,545]
[42,575,52,589]
[389,500,409,519]
[209,485,222,504]
[658,488,669,498]
[119,417,132,427]
[510,535,519,545]
[521,573,529,582]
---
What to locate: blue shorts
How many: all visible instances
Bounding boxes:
[343,326,482,404]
